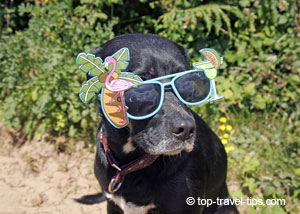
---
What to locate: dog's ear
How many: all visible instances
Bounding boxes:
[92,46,103,57]
[175,44,190,67]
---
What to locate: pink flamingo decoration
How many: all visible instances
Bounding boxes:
[104,57,136,124]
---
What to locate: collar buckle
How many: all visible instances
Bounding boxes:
[108,178,122,193]
[112,163,122,172]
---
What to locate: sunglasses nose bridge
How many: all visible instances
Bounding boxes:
[162,81,172,86]
[161,81,175,94]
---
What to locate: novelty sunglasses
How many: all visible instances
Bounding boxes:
[77,47,224,129]
[122,69,224,120]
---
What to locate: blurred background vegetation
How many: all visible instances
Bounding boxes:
[0,0,299,213]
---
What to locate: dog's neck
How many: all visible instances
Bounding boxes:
[99,122,145,165]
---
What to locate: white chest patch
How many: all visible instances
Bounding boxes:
[105,192,156,214]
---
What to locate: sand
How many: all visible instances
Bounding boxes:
[0,125,107,214]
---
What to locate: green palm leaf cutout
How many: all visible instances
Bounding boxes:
[79,76,105,103]
[119,72,143,86]
[112,47,129,62]
[76,53,105,76]
[111,48,130,74]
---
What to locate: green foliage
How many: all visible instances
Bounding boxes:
[0,0,115,141]
[223,113,300,214]
[156,3,244,39]
[0,0,299,213]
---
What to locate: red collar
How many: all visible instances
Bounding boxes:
[98,129,159,193]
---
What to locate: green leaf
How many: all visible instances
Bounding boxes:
[223,89,233,99]
[202,11,212,35]
[213,8,222,35]
[112,48,130,74]
[255,94,267,110]
[115,61,129,74]
[79,77,105,103]
[31,88,39,101]
[263,185,276,196]
[242,177,257,194]
[76,53,105,76]
[127,73,134,78]
[112,48,129,62]
[68,125,76,137]
[294,168,300,176]
[219,10,232,37]
[244,83,256,96]
[80,118,88,130]
[119,72,143,86]
[290,74,300,83]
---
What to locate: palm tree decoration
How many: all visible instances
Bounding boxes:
[193,48,224,101]
[76,48,143,128]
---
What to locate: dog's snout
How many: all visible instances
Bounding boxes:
[171,119,195,141]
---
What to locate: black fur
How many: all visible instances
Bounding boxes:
[76,34,239,214]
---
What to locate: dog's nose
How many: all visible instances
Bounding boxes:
[171,119,195,141]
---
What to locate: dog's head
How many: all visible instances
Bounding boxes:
[93,34,196,155]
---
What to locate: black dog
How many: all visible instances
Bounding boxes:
[76,34,239,214]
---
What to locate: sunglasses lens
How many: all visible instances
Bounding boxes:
[174,71,210,103]
[124,84,161,117]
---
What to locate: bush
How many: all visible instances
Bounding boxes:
[0,0,115,140]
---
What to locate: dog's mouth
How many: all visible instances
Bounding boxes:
[133,137,194,156]
[147,142,194,156]
[162,148,183,155]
